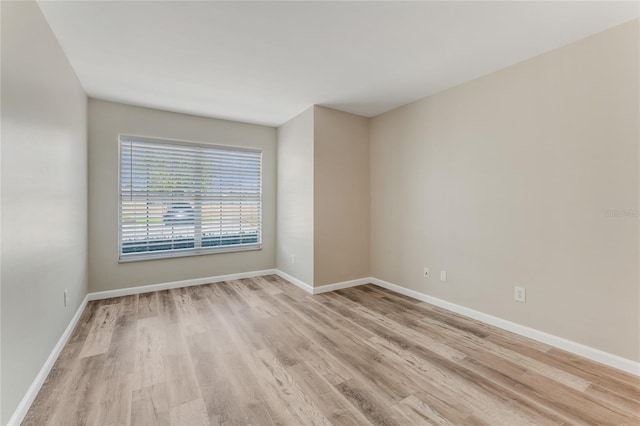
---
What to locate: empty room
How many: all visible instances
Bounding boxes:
[1,1,639,425]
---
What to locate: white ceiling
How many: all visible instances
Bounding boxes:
[38,1,639,127]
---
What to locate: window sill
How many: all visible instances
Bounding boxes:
[118,243,262,263]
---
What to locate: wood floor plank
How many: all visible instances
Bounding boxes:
[251,275,285,296]
[162,322,201,409]
[24,278,640,426]
[171,288,208,336]
[228,279,279,318]
[459,357,583,425]
[334,379,405,426]
[324,291,467,361]
[267,297,356,385]
[67,300,104,346]
[157,289,179,324]
[185,295,285,426]
[514,368,638,425]
[546,347,640,386]
[47,354,107,426]
[585,382,640,417]
[169,398,210,426]
[368,331,554,425]
[324,289,597,425]
[251,349,332,426]
[137,291,158,319]
[414,314,593,393]
[185,328,250,425]
[354,291,594,398]
[130,383,170,426]
[286,361,372,426]
[93,375,134,426]
[103,294,138,379]
[394,394,454,426]
[197,284,296,426]
[488,334,640,405]
[79,303,120,358]
[135,316,166,390]
[369,336,490,425]
[276,295,418,403]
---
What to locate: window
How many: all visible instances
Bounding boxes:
[119,136,262,261]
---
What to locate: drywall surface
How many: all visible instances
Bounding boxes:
[314,106,370,285]
[88,99,276,292]
[370,20,640,361]
[1,1,88,423]
[276,108,315,285]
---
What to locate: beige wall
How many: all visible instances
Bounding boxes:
[1,1,88,423]
[276,108,315,285]
[88,99,276,292]
[314,106,370,285]
[277,106,370,287]
[370,20,640,361]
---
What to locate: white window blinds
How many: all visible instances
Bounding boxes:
[119,136,262,261]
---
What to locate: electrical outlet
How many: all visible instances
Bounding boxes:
[64,289,69,307]
[291,254,296,264]
[514,286,526,303]
[423,267,430,278]
[440,270,447,282]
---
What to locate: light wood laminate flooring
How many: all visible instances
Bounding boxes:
[23,275,640,425]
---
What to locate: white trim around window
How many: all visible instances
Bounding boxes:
[118,135,263,262]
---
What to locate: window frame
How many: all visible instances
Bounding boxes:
[117,134,263,263]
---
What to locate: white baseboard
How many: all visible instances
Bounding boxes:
[88,269,278,301]
[88,268,366,300]
[272,270,314,294]
[370,277,640,376]
[272,270,370,295]
[7,294,89,426]
[312,277,371,294]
